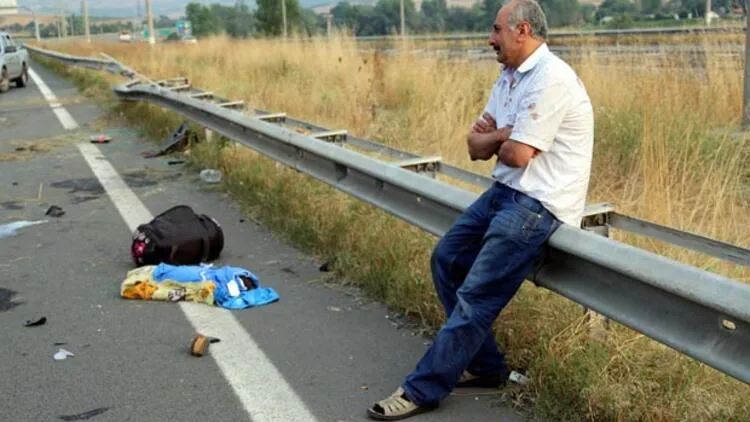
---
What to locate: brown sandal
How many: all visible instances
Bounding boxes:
[367,387,438,420]
[190,333,221,357]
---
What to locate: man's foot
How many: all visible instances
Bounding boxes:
[367,387,438,420]
[455,370,509,389]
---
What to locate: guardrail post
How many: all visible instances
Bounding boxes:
[204,128,214,143]
[580,204,614,340]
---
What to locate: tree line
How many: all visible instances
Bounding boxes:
[3,0,743,40]
[184,0,746,39]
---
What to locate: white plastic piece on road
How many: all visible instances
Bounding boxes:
[0,220,48,240]
[509,371,530,386]
[27,67,79,130]
[30,67,319,422]
[54,348,75,360]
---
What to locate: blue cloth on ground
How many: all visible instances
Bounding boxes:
[152,263,280,310]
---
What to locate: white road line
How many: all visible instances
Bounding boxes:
[27,67,79,130]
[33,66,319,422]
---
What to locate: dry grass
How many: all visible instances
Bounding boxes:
[34,33,750,421]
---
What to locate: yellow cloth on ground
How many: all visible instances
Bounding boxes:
[120,265,216,306]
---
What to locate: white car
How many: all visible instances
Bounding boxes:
[0,32,29,93]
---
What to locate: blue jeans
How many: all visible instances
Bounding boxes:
[402,182,561,406]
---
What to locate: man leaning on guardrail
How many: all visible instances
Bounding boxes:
[367,0,595,419]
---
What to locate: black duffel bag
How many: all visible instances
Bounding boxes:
[131,205,224,266]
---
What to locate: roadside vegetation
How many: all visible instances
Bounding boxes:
[32,33,750,421]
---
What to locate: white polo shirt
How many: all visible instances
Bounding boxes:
[482,43,594,227]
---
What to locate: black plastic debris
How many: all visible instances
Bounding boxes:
[319,262,332,272]
[0,288,22,312]
[167,159,185,165]
[24,316,46,327]
[59,407,110,421]
[46,205,65,217]
[142,122,191,158]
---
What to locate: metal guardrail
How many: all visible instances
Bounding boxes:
[30,47,750,386]
[25,45,127,75]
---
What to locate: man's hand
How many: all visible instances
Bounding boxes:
[471,112,497,134]
[467,121,513,161]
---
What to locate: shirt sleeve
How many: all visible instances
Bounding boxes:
[510,77,571,152]
[480,77,502,121]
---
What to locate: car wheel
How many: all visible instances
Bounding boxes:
[0,67,9,93]
[14,64,28,88]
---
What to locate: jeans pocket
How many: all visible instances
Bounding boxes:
[511,190,544,216]
[521,213,543,238]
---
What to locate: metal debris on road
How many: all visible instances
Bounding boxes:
[142,122,190,158]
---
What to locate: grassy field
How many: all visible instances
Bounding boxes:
[32,34,750,421]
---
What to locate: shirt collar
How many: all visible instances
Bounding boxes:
[515,43,549,74]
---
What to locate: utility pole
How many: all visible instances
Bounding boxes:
[145,0,155,44]
[83,0,90,42]
[399,0,405,37]
[743,0,750,129]
[325,13,332,38]
[281,0,287,38]
[56,0,63,38]
[705,0,712,25]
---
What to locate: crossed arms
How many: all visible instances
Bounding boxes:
[467,112,540,168]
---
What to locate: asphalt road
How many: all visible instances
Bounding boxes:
[0,61,524,421]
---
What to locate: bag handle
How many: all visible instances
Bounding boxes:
[169,244,180,262]
[200,236,211,263]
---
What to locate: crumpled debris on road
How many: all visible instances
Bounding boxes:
[141,122,190,158]
[120,263,280,310]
